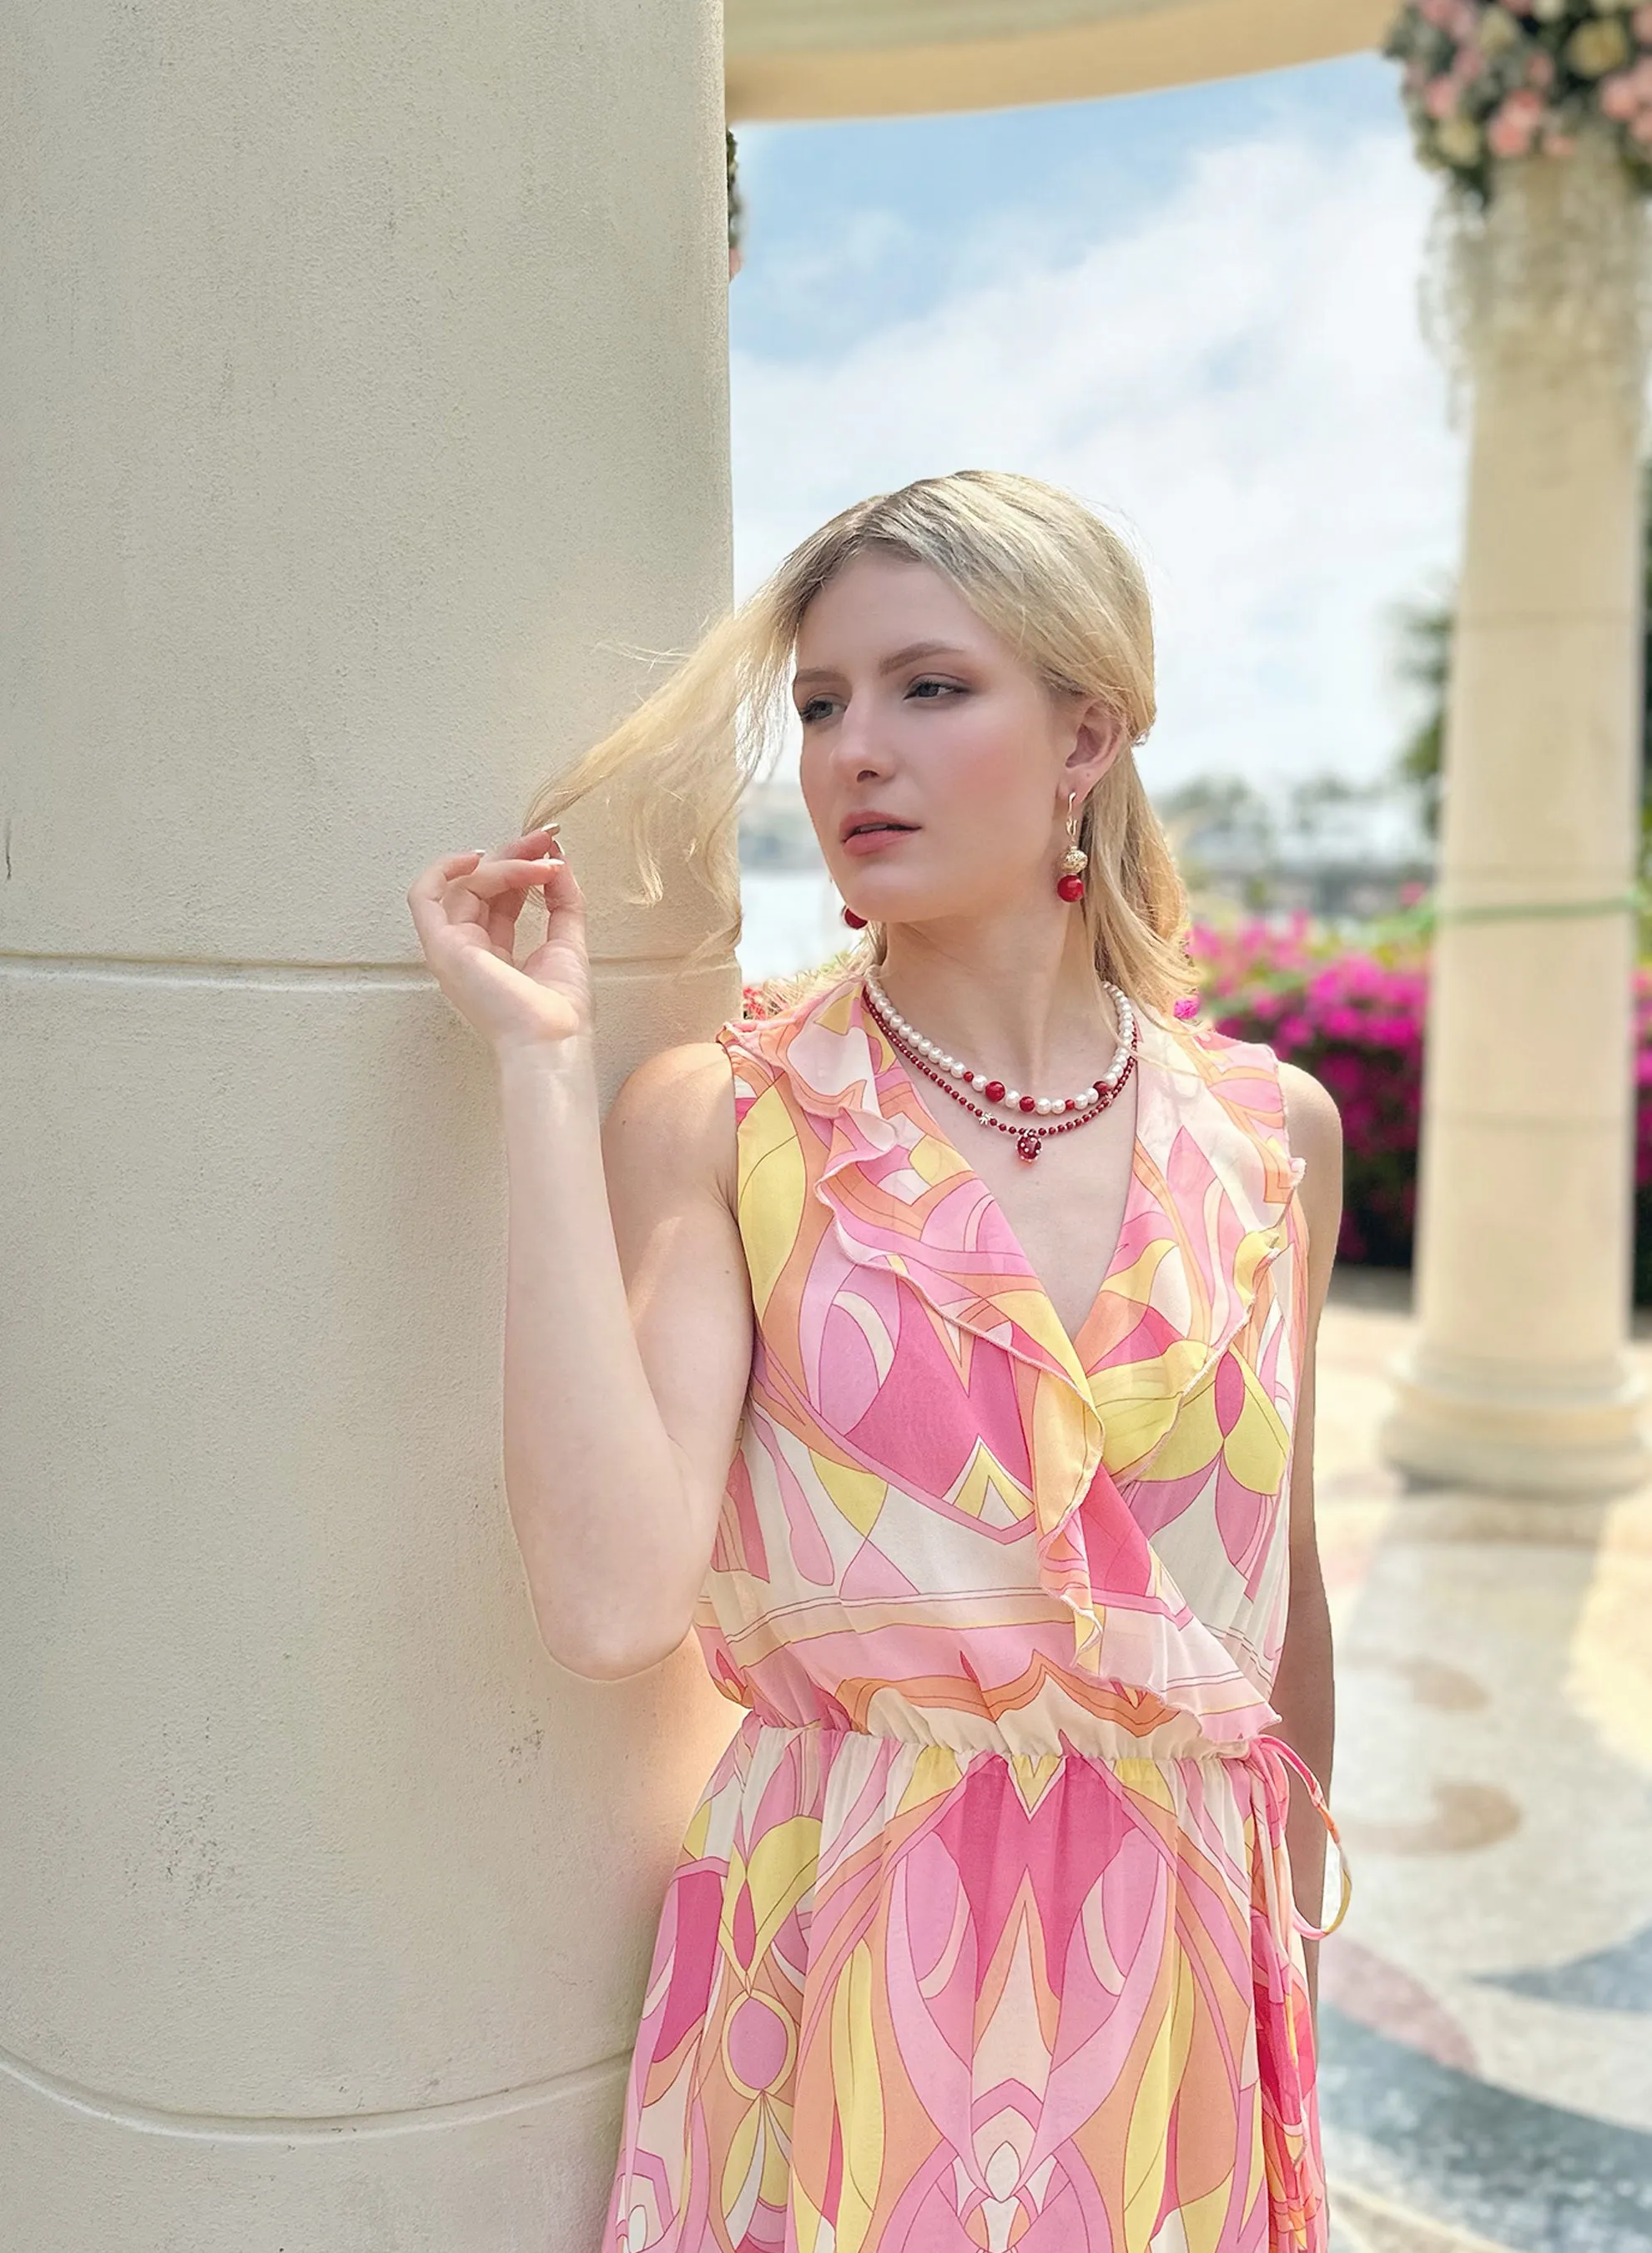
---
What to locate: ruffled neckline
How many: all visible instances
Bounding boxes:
[726,969,1299,1407]
[720,968,1304,1736]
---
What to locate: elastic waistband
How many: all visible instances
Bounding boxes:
[735,1708,1252,1764]
[732,1713,1351,1939]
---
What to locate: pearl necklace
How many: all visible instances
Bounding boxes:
[862,970,1137,1165]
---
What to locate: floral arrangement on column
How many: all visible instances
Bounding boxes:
[1385,0,1652,407]
[1385,0,1652,201]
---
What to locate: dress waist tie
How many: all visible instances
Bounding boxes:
[1251,1731,1353,1939]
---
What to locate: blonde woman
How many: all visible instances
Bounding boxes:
[406,471,1349,2252]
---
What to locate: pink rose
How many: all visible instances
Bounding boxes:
[1424,73,1460,118]
[1601,70,1639,118]
[1507,87,1545,118]
[1525,51,1556,88]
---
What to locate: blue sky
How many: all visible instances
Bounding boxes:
[728,53,1464,798]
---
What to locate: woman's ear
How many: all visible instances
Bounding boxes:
[1067,699,1131,791]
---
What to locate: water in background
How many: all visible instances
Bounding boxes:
[738,867,847,985]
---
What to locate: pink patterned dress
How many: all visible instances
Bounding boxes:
[605,969,1345,2253]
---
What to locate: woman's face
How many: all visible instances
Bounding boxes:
[793,552,1118,929]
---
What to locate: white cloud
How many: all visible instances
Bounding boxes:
[731,122,1465,794]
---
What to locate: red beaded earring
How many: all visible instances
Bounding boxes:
[1056,791,1088,903]
[842,905,867,929]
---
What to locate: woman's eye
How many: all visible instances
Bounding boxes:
[798,696,837,725]
[908,677,962,702]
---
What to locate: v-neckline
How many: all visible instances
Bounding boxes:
[866,998,1153,1368]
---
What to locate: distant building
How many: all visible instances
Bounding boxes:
[1155,774,1434,923]
[740,774,1436,919]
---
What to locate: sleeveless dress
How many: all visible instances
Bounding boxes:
[603,969,1347,2253]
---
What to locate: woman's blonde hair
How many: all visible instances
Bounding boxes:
[524,469,1193,1014]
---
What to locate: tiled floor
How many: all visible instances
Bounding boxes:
[1312,1273,1652,2253]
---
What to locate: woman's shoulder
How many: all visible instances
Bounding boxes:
[1151,1010,1341,1204]
[1148,1006,1286,1093]
[603,1039,741,1213]
[1275,1057,1343,1190]
[1157,1011,1335,1126]
[605,959,859,1212]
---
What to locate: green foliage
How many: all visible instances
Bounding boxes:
[1391,597,1450,839]
[728,129,743,256]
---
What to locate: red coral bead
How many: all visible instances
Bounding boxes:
[1019,1094,1037,1112]
[984,1079,1006,1104]
[1065,1096,1078,1111]
[1056,874,1085,902]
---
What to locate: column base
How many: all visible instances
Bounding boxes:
[1382,1343,1651,1499]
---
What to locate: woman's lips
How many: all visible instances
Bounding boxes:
[841,826,918,857]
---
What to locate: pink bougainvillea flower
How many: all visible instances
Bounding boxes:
[1172,994,1200,1020]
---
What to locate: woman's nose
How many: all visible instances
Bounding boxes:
[829,705,888,774]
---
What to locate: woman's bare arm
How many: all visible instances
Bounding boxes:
[1269,1061,1345,2011]
[495,1035,753,1681]
[405,829,753,1685]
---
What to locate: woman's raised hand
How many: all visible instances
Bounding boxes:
[405,825,589,1057]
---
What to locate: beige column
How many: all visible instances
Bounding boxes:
[1383,138,1651,1498]
[0,5,739,2248]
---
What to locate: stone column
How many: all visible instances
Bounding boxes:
[0,5,739,2248]
[1383,136,1651,1497]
